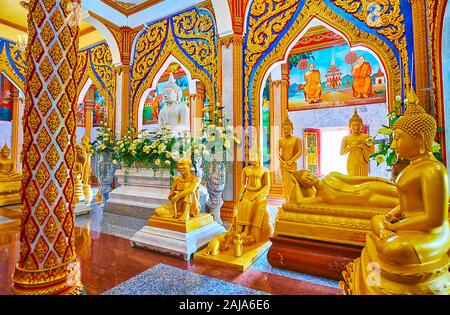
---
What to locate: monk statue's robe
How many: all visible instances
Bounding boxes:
[304,70,322,102]
[352,62,372,98]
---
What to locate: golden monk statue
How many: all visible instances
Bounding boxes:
[81,135,92,197]
[205,150,274,257]
[304,63,322,103]
[340,108,374,176]
[74,143,87,203]
[340,90,450,295]
[0,144,22,206]
[155,158,200,221]
[278,117,302,201]
[351,56,372,98]
[286,170,399,209]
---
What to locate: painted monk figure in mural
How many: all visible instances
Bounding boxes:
[304,63,322,103]
[351,56,372,98]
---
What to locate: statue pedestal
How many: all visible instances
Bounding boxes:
[130,213,226,261]
[266,203,388,280]
[194,242,271,272]
[268,235,362,280]
[0,177,22,207]
[105,168,172,219]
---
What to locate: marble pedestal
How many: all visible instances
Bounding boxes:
[130,215,226,261]
[105,168,172,219]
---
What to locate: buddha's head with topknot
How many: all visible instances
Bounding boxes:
[391,89,436,158]
[349,108,363,134]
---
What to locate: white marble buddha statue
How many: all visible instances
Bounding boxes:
[158,72,190,133]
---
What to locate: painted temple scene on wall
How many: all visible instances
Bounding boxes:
[0,74,13,122]
[288,26,387,111]
[143,62,189,125]
[77,88,107,127]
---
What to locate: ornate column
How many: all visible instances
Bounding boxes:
[10,87,20,170]
[269,64,289,197]
[83,86,95,141]
[115,64,132,135]
[12,0,84,295]
[216,34,245,221]
[191,81,205,136]
[411,0,431,112]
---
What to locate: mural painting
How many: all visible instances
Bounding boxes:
[288,44,387,111]
[76,88,107,127]
[0,74,13,122]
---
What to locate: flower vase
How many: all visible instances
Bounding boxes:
[203,159,226,225]
[94,151,117,206]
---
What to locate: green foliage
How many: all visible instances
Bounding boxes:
[370,99,444,168]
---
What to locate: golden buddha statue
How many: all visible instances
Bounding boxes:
[276,168,399,247]
[204,150,274,257]
[81,135,92,197]
[286,170,399,209]
[154,158,200,221]
[340,108,374,176]
[278,117,302,201]
[340,90,450,295]
[74,143,87,203]
[0,144,22,206]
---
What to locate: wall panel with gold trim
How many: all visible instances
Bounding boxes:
[243,0,414,161]
[130,7,218,128]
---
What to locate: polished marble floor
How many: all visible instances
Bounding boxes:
[0,202,340,295]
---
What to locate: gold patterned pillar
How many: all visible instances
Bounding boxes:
[411,0,431,112]
[12,0,84,295]
[10,87,20,170]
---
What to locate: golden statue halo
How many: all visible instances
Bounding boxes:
[393,88,436,151]
[348,108,363,127]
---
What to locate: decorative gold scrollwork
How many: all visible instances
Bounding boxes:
[172,9,217,78]
[331,0,409,87]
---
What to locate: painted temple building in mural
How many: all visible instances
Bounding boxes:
[0,0,449,298]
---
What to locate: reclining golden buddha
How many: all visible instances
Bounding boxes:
[340,90,450,295]
[276,168,400,246]
[0,144,22,206]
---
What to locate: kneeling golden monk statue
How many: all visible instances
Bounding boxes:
[155,157,200,221]
[340,90,450,295]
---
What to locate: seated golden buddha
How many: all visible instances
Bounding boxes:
[0,144,22,206]
[204,150,273,258]
[276,170,399,246]
[340,90,450,295]
[154,157,200,222]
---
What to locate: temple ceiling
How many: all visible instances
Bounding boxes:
[0,0,211,49]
